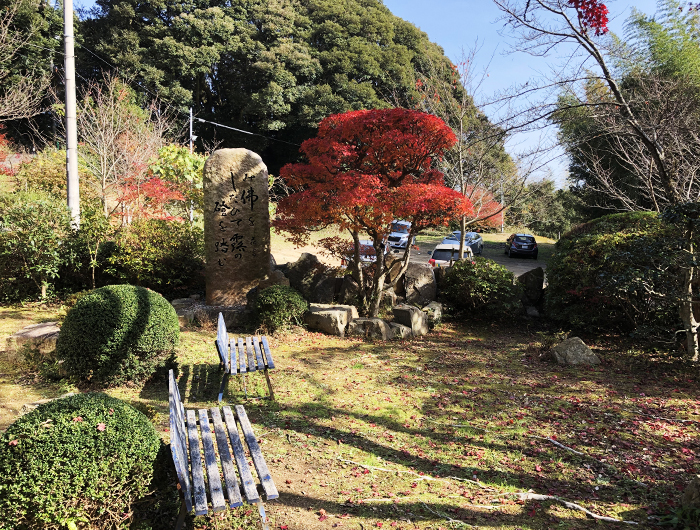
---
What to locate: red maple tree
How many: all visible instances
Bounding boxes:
[275,108,474,316]
[117,176,185,222]
[569,0,609,36]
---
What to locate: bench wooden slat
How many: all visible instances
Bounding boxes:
[229,338,237,375]
[252,337,265,371]
[210,408,243,508]
[222,406,259,503]
[169,410,193,513]
[198,409,226,512]
[168,371,193,513]
[261,336,275,369]
[186,409,209,515]
[168,371,187,449]
[234,405,279,500]
[237,337,247,374]
[246,336,257,371]
[216,313,229,372]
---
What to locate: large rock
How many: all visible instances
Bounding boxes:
[422,301,442,328]
[347,318,393,340]
[388,322,412,340]
[517,267,545,305]
[204,148,271,306]
[176,305,250,329]
[311,276,339,304]
[258,269,290,290]
[304,303,358,337]
[392,304,429,337]
[384,254,404,285]
[380,287,397,308]
[400,263,436,306]
[339,275,361,305]
[681,475,700,508]
[5,322,60,362]
[286,253,328,300]
[550,337,601,365]
[171,298,197,311]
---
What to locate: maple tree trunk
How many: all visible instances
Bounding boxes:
[368,235,389,318]
[350,230,366,309]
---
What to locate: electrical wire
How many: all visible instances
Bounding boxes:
[18,40,303,148]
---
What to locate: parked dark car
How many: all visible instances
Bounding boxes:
[505,233,538,259]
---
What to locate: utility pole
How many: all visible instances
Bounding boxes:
[188,107,196,222]
[64,0,80,227]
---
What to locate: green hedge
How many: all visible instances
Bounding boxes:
[254,285,308,331]
[0,191,75,301]
[545,211,681,331]
[0,393,161,529]
[102,219,205,299]
[56,285,179,385]
[440,257,523,316]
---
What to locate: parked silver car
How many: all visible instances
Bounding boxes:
[387,220,416,250]
[441,231,483,256]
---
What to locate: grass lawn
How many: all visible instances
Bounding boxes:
[1,304,699,530]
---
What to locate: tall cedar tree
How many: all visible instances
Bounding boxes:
[274,108,474,316]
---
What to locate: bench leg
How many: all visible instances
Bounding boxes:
[256,499,270,530]
[218,372,230,403]
[264,368,275,401]
[242,373,248,398]
[175,497,187,530]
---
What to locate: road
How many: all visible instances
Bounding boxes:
[272,235,546,278]
[406,239,545,277]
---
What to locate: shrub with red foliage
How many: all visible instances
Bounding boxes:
[117,176,185,221]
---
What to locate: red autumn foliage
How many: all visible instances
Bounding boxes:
[275,108,471,244]
[275,108,474,315]
[569,0,609,36]
[117,176,185,221]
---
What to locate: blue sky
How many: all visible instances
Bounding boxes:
[382,0,660,183]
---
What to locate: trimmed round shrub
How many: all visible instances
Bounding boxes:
[440,257,523,316]
[56,284,179,385]
[0,393,162,529]
[254,285,308,331]
[545,211,680,332]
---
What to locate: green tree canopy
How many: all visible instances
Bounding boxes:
[79,0,459,173]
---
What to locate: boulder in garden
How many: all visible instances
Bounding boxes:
[550,337,600,365]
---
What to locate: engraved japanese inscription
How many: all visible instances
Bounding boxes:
[203,149,271,306]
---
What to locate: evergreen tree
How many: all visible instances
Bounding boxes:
[79,0,458,172]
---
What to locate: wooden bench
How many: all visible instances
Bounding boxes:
[168,369,278,530]
[215,312,276,402]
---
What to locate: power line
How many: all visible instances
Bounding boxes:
[74,43,302,148]
[17,40,303,149]
[194,117,300,147]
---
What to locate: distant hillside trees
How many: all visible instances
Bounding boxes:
[79,0,462,173]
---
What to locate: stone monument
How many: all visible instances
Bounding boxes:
[204,149,271,306]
